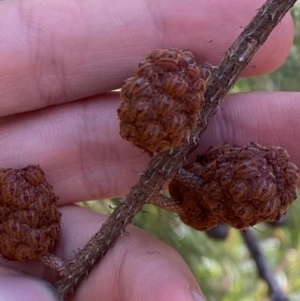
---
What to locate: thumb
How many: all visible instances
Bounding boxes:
[0,267,61,301]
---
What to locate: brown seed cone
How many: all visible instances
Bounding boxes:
[168,142,300,230]
[0,165,61,261]
[118,48,212,153]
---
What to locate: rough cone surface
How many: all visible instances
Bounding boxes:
[169,142,300,230]
[118,48,212,152]
[0,165,61,261]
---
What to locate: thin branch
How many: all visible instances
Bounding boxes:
[39,254,66,276]
[242,229,290,301]
[55,0,297,297]
[174,168,204,191]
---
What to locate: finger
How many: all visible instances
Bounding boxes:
[0,92,299,204]
[0,205,205,301]
[0,0,293,116]
[196,91,300,161]
[0,267,61,301]
[0,93,147,204]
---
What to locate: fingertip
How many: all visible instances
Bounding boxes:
[0,271,62,301]
[244,12,294,76]
[195,91,300,167]
[156,0,294,76]
[191,290,206,301]
[55,206,204,301]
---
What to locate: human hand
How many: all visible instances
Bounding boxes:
[0,0,296,300]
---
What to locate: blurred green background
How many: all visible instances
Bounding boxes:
[82,5,300,301]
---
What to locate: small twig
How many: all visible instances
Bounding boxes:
[55,0,297,297]
[39,254,66,276]
[174,168,204,191]
[154,194,185,215]
[242,229,290,301]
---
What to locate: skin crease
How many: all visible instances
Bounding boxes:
[0,0,298,300]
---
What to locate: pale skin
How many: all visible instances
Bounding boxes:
[0,0,298,300]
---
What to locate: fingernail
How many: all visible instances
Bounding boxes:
[191,290,206,301]
[0,274,62,301]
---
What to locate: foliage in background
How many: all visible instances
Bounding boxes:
[82,6,300,301]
